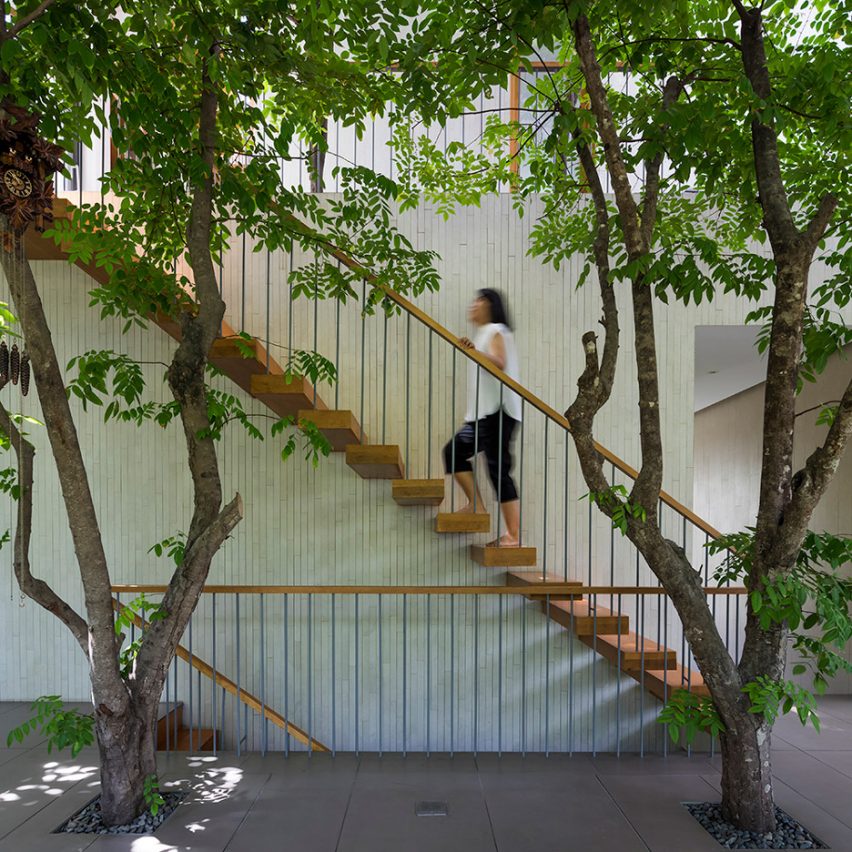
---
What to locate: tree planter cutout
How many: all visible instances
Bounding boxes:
[55,791,187,836]
[684,802,827,849]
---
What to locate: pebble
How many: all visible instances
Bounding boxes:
[55,792,185,835]
[685,802,826,849]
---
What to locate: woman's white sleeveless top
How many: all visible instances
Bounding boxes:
[464,323,522,422]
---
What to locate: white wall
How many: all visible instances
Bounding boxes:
[0,196,846,752]
[694,345,852,693]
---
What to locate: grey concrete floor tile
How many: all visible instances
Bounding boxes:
[772,711,851,751]
[337,786,495,852]
[596,772,722,852]
[816,696,852,725]
[355,754,480,791]
[475,752,594,787]
[770,749,852,830]
[484,776,648,852]
[804,749,852,780]
[257,754,359,791]
[591,753,717,776]
[0,704,29,719]
[224,786,352,851]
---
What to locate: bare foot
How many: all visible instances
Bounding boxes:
[487,534,520,548]
[454,503,488,514]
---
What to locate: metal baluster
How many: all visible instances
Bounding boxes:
[663,595,669,757]
[402,594,407,757]
[359,284,367,443]
[542,421,550,575]
[188,618,194,753]
[236,594,241,757]
[588,496,593,586]
[592,593,597,757]
[450,596,455,756]
[451,350,457,510]
[377,595,382,756]
[640,594,645,757]
[610,463,616,611]
[241,232,247,331]
[212,593,217,755]
[284,594,289,757]
[496,385,504,542]
[426,596,431,757]
[405,314,411,477]
[382,312,388,443]
[518,400,525,545]
[735,591,741,664]
[616,593,622,757]
[473,594,479,756]
[335,263,341,409]
[497,595,503,756]
[473,367,480,512]
[261,594,267,756]
[521,596,527,756]
[288,247,294,353]
[173,661,178,751]
[165,651,171,752]
[569,601,575,756]
[545,593,551,757]
[354,595,359,756]
[564,432,569,582]
[312,271,318,404]
[427,334,433,477]
[308,593,313,758]
[332,593,336,757]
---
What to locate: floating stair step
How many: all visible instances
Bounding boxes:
[435,512,490,534]
[579,631,677,673]
[251,374,327,417]
[209,337,277,395]
[346,444,404,479]
[298,409,364,451]
[637,664,709,702]
[505,571,583,600]
[545,598,629,636]
[167,727,217,753]
[470,545,537,567]
[156,703,183,744]
[392,479,445,506]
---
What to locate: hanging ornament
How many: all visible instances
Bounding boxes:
[19,353,29,396]
[0,340,7,384]
[9,343,19,385]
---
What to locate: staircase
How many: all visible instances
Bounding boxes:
[156,702,216,752]
[35,198,716,723]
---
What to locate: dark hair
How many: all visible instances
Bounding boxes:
[477,288,512,329]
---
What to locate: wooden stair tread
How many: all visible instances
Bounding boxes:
[346,444,404,479]
[168,727,217,752]
[298,409,364,451]
[545,598,629,636]
[505,571,583,599]
[155,704,183,743]
[579,631,677,671]
[637,665,709,701]
[208,337,282,396]
[392,479,445,506]
[470,545,536,567]
[435,512,490,534]
[251,373,328,417]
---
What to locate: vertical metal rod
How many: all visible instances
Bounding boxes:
[332,594,337,757]
[450,350,457,510]
[288,247,294,353]
[592,593,597,757]
[312,272,318,404]
[405,314,411,476]
[378,595,383,756]
[261,594,267,756]
[735,592,741,663]
[402,594,408,757]
[212,593,217,755]
[521,597,527,756]
[354,595,360,756]
[543,419,549,575]
[616,593,622,757]
[450,596,455,756]
[610,462,616,611]
[220,688,226,749]
[473,594,479,756]
[188,618,194,753]
[518,400,525,546]
[284,594,289,756]
[308,594,313,758]
[173,645,179,748]
[426,596,432,756]
[335,263,341,409]
[569,602,575,756]
[472,367,480,512]
[563,433,569,582]
[496,385,504,542]
[359,283,367,443]
[165,652,171,752]
[236,594,241,757]
[663,594,669,757]
[497,595,503,756]
[545,593,551,756]
[240,232,247,331]
[588,497,593,586]
[382,312,388,443]
[427,333,433,478]
[640,595,646,758]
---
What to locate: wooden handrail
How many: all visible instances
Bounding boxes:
[112,598,328,751]
[113,584,746,596]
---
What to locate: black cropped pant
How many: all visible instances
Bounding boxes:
[443,409,519,503]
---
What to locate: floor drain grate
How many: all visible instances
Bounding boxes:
[415,801,449,817]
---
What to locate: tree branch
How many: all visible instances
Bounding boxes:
[4,0,57,39]
[0,395,88,651]
[803,193,838,258]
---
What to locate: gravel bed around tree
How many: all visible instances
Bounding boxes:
[55,792,186,835]
[685,802,828,849]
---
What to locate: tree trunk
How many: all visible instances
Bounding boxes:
[95,702,157,827]
[720,715,775,833]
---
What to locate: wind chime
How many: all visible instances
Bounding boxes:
[0,100,64,399]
